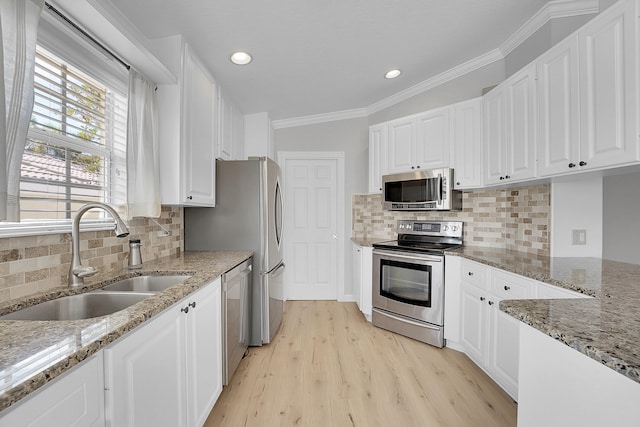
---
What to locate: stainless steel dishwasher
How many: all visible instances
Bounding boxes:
[222,257,252,385]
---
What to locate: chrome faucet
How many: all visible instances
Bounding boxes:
[69,202,129,286]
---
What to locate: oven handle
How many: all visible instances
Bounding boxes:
[373,249,443,263]
[373,308,442,331]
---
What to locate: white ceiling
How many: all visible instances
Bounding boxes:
[93,0,558,120]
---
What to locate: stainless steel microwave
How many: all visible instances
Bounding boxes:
[382,168,462,211]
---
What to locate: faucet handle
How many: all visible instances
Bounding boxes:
[72,266,99,278]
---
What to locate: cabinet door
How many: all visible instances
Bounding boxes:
[415,106,451,170]
[387,117,416,173]
[368,124,387,193]
[459,282,487,365]
[352,243,363,310]
[218,91,233,161]
[452,98,483,189]
[182,47,216,206]
[360,246,373,320]
[483,87,508,185]
[488,301,520,400]
[537,37,580,177]
[232,108,245,160]
[105,306,186,427]
[0,353,105,427]
[506,64,537,181]
[185,279,223,427]
[578,0,639,169]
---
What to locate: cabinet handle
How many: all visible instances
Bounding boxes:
[488,301,495,306]
[181,306,189,314]
[468,272,474,276]
[187,195,193,200]
[579,161,587,167]
[480,296,486,301]
[504,285,511,291]
[189,302,196,309]
[568,163,576,168]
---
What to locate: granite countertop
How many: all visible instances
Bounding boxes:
[351,237,387,247]
[448,246,640,384]
[0,250,252,412]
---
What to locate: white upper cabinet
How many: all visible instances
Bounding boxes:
[452,97,483,189]
[217,89,245,161]
[158,42,217,206]
[538,0,639,176]
[368,123,388,193]
[387,106,451,174]
[484,64,537,185]
[577,0,638,170]
[536,36,580,176]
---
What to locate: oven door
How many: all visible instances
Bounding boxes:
[372,249,444,326]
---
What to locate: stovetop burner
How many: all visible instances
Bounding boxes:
[372,220,463,254]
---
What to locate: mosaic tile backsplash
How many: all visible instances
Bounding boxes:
[0,206,183,303]
[352,184,550,256]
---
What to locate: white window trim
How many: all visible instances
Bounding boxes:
[0,220,119,238]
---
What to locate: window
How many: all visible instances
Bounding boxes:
[18,46,127,226]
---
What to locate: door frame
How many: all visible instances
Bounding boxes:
[277,151,346,301]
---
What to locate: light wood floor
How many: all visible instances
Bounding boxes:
[205,301,517,427]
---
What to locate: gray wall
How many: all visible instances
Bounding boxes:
[275,117,369,297]
[603,171,640,264]
[368,60,505,125]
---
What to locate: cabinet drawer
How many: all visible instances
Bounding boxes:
[460,259,488,289]
[490,270,535,300]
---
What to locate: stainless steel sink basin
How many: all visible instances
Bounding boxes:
[0,292,151,321]
[100,275,191,293]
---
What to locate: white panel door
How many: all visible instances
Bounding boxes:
[284,158,338,300]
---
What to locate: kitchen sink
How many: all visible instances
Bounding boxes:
[0,292,151,321]
[100,275,191,293]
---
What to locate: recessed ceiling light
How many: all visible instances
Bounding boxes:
[230,51,252,65]
[385,69,402,79]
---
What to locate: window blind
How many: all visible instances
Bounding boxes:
[20,46,127,222]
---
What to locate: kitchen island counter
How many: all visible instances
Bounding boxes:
[448,246,640,384]
[0,250,252,412]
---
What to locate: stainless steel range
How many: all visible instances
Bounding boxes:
[372,220,463,348]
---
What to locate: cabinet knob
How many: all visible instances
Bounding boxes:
[499,176,504,180]
[468,272,474,276]
[379,187,382,191]
[504,285,511,291]
[187,195,193,200]
[189,302,196,309]
[568,163,576,168]
[505,175,510,179]
[181,306,189,314]
[456,182,461,186]
[411,166,415,169]
[488,301,495,306]
[480,296,486,301]
[416,165,420,169]
[579,161,587,167]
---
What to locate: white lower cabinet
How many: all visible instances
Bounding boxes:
[0,353,105,427]
[457,257,592,401]
[105,278,222,427]
[352,243,373,320]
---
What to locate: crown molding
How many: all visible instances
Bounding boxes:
[499,0,599,57]
[366,48,504,116]
[272,108,369,130]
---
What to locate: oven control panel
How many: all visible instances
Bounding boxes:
[397,220,463,238]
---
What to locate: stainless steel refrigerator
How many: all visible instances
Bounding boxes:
[185,157,284,346]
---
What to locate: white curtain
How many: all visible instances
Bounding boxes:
[0,0,44,221]
[127,69,161,218]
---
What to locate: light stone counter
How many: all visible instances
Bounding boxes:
[0,250,252,412]
[448,246,640,384]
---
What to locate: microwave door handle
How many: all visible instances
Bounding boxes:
[435,175,442,204]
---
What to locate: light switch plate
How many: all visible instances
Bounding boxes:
[572,229,586,245]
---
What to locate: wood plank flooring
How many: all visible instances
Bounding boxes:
[205,301,517,427]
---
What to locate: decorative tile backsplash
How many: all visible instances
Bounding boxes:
[353,184,550,256]
[0,206,183,303]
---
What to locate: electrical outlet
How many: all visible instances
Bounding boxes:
[157,230,170,237]
[572,229,586,245]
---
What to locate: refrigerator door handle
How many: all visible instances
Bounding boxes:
[262,260,285,275]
